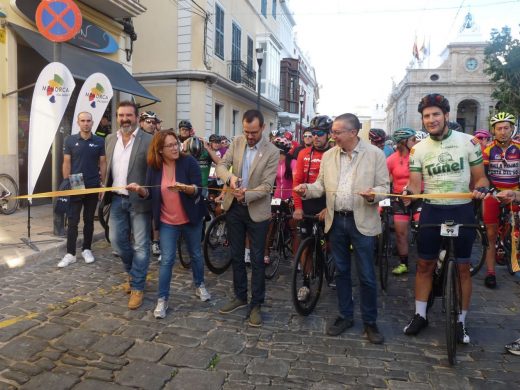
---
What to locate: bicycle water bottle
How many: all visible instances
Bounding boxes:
[435,249,446,276]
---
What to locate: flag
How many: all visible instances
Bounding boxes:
[412,35,419,60]
[72,73,113,134]
[28,62,75,198]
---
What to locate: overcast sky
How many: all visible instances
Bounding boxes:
[289,0,520,116]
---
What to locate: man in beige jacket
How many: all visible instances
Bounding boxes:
[216,109,279,327]
[294,113,389,343]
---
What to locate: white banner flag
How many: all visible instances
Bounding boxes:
[72,73,113,135]
[28,62,75,197]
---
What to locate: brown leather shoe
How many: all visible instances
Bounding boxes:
[128,290,144,310]
[122,275,131,294]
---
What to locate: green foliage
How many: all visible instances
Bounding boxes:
[484,26,520,114]
[208,353,220,370]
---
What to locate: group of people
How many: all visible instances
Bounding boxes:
[58,95,520,353]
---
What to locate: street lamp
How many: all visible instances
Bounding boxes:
[256,47,264,111]
[299,91,305,142]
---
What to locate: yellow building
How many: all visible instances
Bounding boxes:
[0,0,155,197]
[132,0,291,137]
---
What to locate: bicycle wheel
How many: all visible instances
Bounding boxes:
[265,223,283,280]
[378,220,390,291]
[98,201,111,243]
[0,174,19,215]
[177,234,192,269]
[203,214,232,274]
[445,260,460,366]
[469,229,487,276]
[291,236,324,316]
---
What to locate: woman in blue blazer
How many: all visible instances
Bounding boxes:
[127,130,209,319]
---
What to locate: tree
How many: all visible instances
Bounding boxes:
[484,26,520,114]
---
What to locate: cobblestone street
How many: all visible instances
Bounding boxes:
[1,238,520,389]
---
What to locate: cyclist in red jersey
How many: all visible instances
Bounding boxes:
[386,128,421,275]
[482,112,519,289]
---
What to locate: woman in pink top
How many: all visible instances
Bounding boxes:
[127,130,210,319]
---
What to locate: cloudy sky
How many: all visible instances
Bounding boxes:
[289,0,520,116]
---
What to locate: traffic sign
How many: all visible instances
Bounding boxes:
[35,0,82,43]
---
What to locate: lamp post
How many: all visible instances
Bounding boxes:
[256,48,264,111]
[298,91,305,142]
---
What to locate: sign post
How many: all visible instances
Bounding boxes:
[35,0,82,236]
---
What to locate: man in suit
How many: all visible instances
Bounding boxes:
[104,101,152,310]
[216,109,279,327]
[294,113,389,343]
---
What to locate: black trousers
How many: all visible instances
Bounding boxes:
[226,202,270,307]
[66,193,98,255]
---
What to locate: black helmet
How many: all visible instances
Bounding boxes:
[448,121,462,132]
[186,137,202,158]
[178,120,193,130]
[309,115,333,132]
[369,128,386,143]
[418,93,450,113]
[209,134,221,142]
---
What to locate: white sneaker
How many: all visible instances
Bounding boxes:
[81,249,95,264]
[158,255,161,262]
[58,253,76,268]
[244,248,251,264]
[195,283,211,302]
[154,298,168,319]
[152,241,161,256]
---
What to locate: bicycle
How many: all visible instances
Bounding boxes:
[203,213,231,274]
[291,215,336,316]
[376,198,392,291]
[493,202,519,275]
[0,173,19,215]
[264,198,293,280]
[422,220,482,365]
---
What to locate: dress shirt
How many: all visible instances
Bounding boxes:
[334,145,360,211]
[240,144,258,189]
[112,129,137,195]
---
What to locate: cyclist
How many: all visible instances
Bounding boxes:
[386,127,421,275]
[482,112,520,289]
[369,128,393,157]
[292,115,332,301]
[474,129,492,151]
[402,93,489,344]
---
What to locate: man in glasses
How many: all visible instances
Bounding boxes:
[294,113,389,344]
[482,112,519,289]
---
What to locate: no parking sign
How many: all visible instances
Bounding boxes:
[35,0,82,42]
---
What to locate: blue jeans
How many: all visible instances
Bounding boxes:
[158,220,205,300]
[329,213,378,324]
[109,195,151,291]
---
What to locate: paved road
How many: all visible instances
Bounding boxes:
[0,239,519,389]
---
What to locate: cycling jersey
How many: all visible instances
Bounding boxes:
[293,146,327,212]
[409,130,482,205]
[483,140,520,190]
[387,151,411,193]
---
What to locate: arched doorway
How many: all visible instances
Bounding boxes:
[456,99,480,134]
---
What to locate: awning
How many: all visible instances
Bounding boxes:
[10,24,159,102]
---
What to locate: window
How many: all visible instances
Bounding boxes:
[215,103,223,134]
[215,5,224,59]
[247,37,253,72]
[230,23,242,82]
[232,110,239,136]
[261,0,267,17]
[272,0,276,19]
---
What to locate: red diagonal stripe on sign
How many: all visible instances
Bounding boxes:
[41,3,73,35]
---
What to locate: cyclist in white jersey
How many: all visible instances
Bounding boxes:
[402,93,489,344]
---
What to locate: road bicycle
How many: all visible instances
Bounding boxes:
[492,202,519,275]
[0,173,19,215]
[291,215,336,316]
[203,213,231,274]
[264,198,293,279]
[422,220,482,365]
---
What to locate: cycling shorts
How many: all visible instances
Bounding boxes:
[392,198,422,223]
[417,202,476,263]
[483,196,520,224]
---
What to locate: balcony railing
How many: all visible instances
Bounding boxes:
[228,60,256,91]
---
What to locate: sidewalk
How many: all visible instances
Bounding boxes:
[0,204,105,269]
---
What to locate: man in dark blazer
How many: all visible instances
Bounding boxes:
[104,101,152,310]
[216,109,279,327]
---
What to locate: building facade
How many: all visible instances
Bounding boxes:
[386,15,496,135]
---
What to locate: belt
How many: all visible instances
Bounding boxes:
[335,210,353,217]
[112,192,129,199]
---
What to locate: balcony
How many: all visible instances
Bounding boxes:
[79,0,147,18]
[228,61,257,91]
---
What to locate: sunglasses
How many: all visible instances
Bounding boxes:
[303,134,313,138]
[144,119,157,124]
[477,137,491,141]
[311,130,327,137]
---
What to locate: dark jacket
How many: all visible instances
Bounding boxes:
[145,154,208,231]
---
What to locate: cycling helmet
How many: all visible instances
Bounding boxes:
[185,136,202,158]
[273,136,291,153]
[474,129,492,139]
[490,112,516,127]
[392,127,416,143]
[415,131,429,141]
[448,121,462,132]
[368,128,386,143]
[139,111,158,121]
[309,115,333,132]
[178,120,193,130]
[209,134,221,142]
[417,93,450,113]
[284,131,294,141]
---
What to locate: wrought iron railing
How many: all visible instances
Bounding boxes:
[228,60,257,90]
